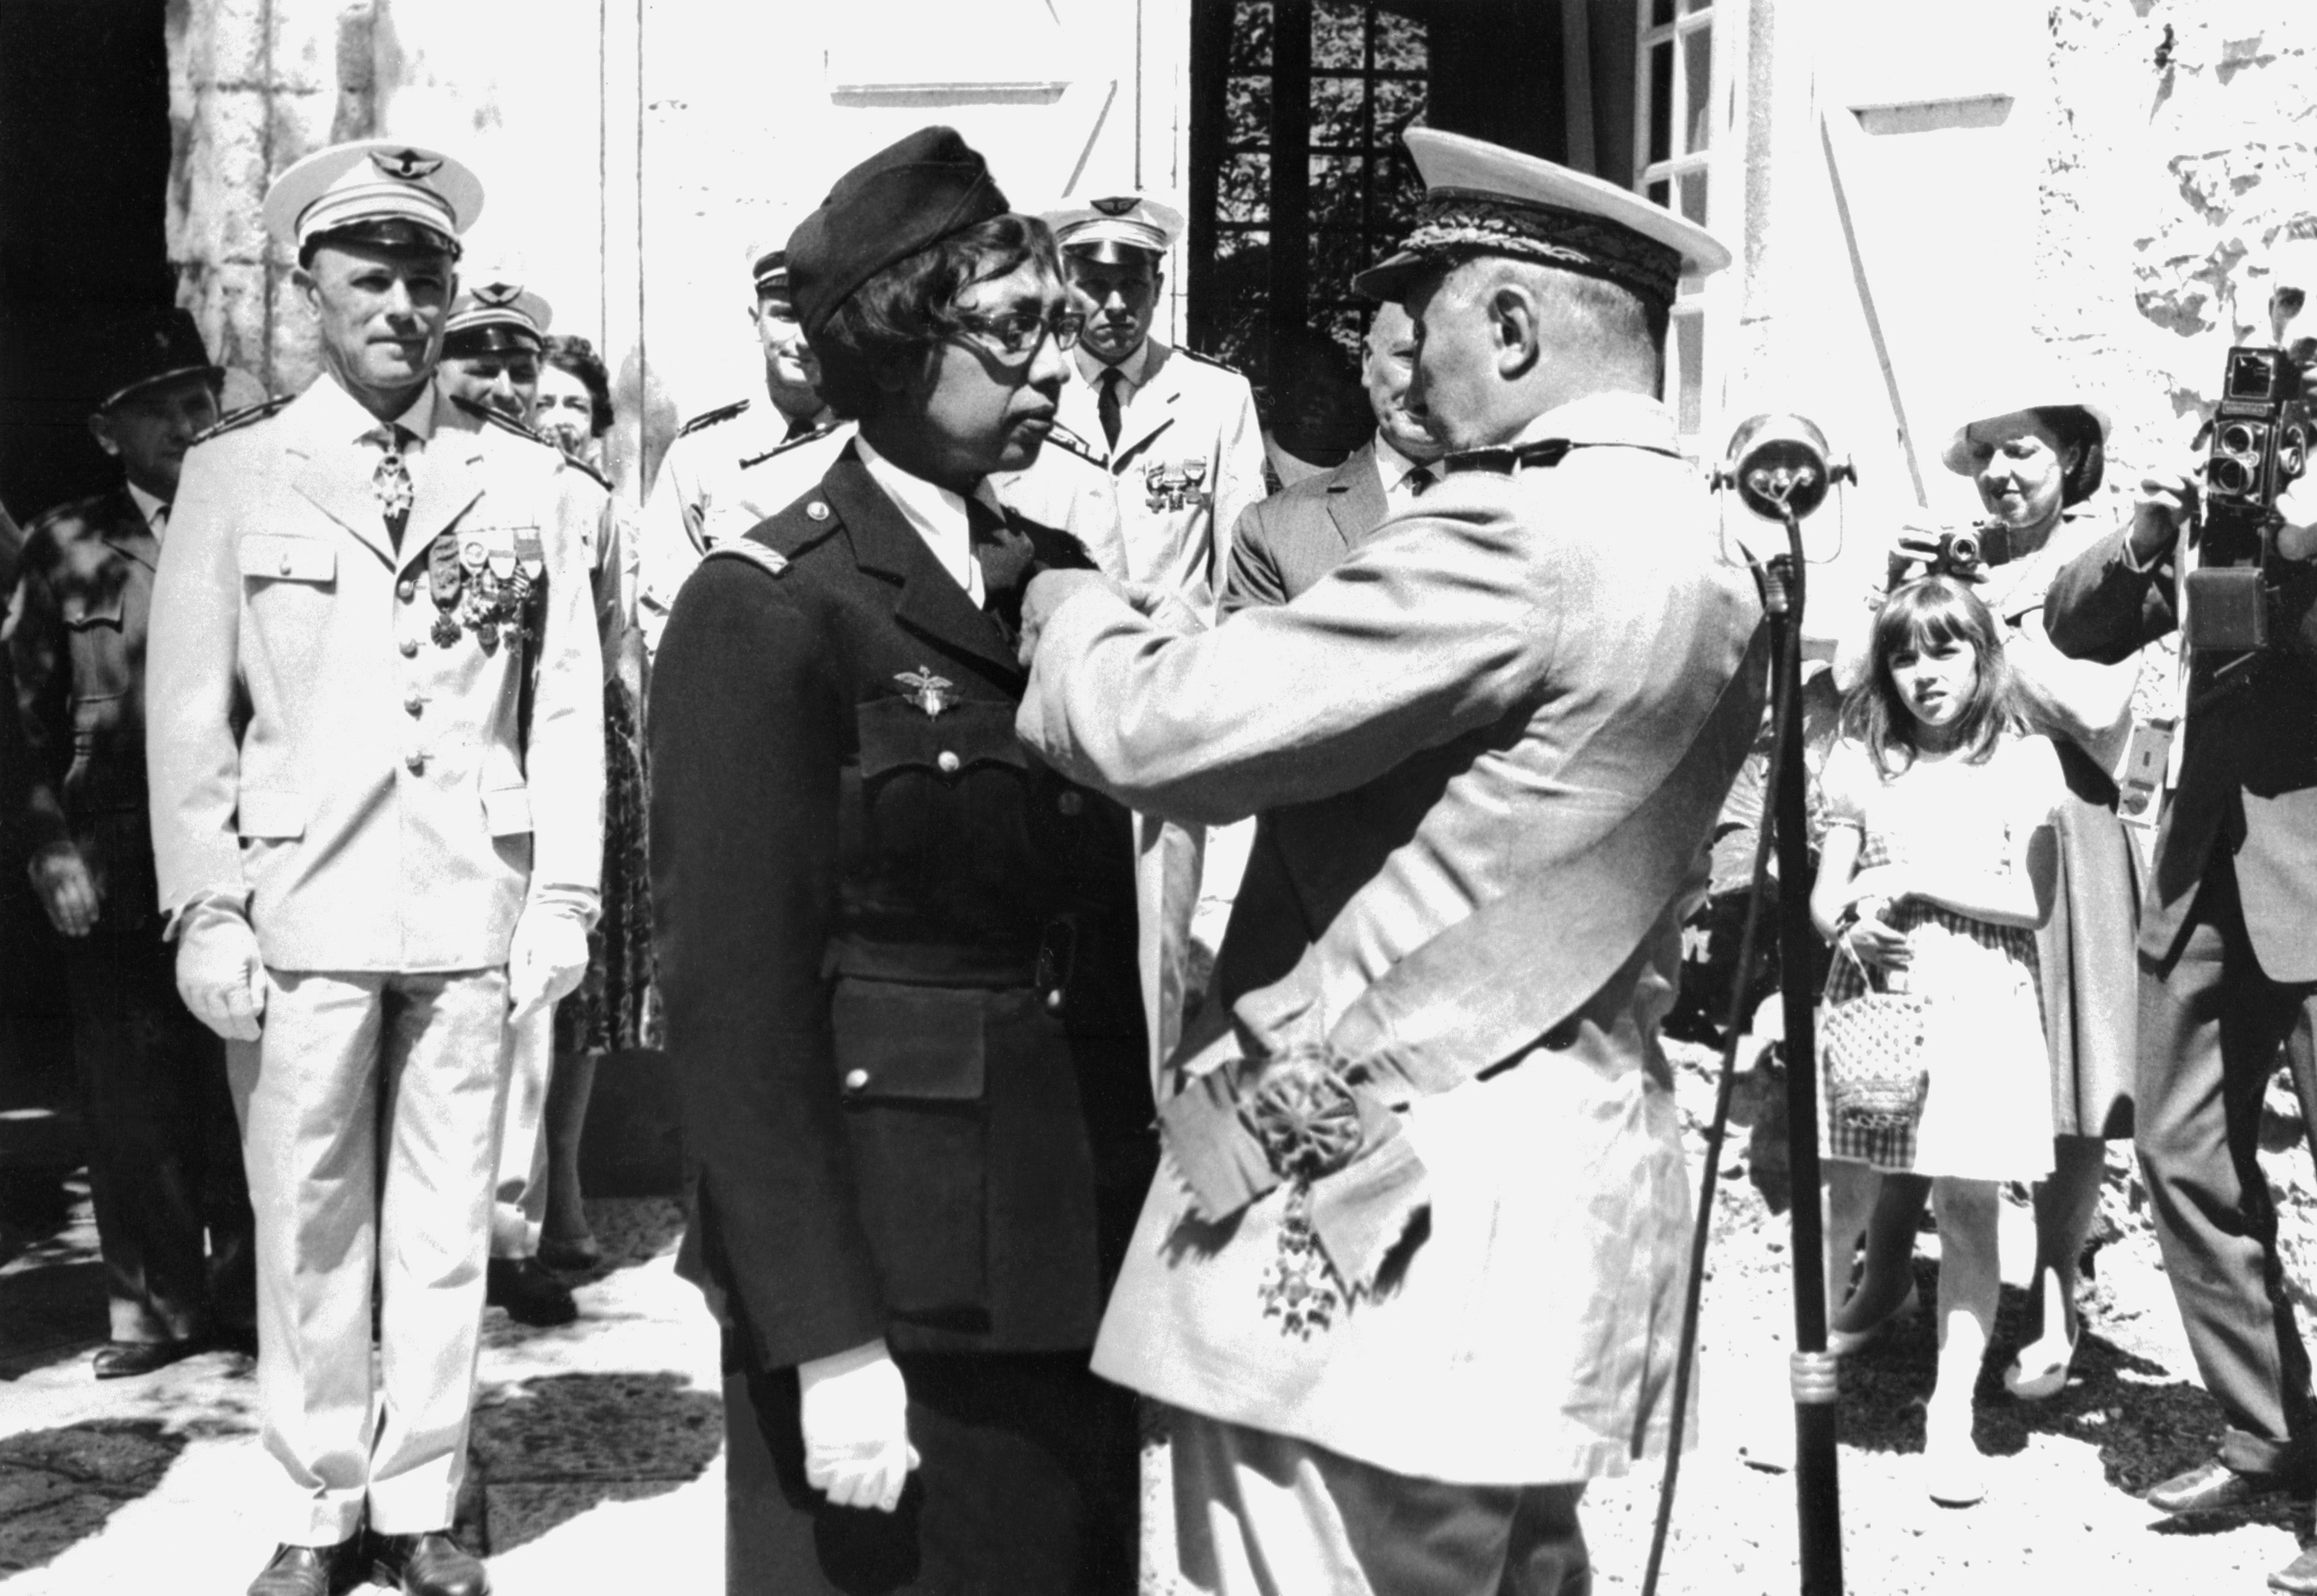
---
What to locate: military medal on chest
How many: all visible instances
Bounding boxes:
[896,667,953,717]
[1142,456,1211,513]
[434,525,547,652]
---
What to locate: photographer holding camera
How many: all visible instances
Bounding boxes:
[2044,244,2317,1593]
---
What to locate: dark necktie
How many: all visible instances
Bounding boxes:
[1406,464,1436,498]
[1097,366,1126,453]
[369,425,414,550]
[967,496,1036,642]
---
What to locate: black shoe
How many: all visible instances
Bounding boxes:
[2274,1546,2317,1595]
[247,1539,361,1596]
[370,1531,489,1596]
[484,1256,577,1327]
[91,1338,198,1379]
[2146,1457,2298,1516]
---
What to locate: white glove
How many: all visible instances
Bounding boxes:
[174,899,266,1042]
[797,1339,919,1513]
[507,904,591,1022]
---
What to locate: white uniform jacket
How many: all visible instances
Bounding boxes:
[146,376,605,973]
[1018,391,1764,1486]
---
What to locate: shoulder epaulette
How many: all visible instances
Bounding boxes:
[1177,345,1243,378]
[562,453,613,490]
[192,393,292,445]
[1039,420,1105,467]
[702,539,791,578]
[1444,439,1576,477]
[455,396,557,449]
[676,397,750,438]
[738,420,842,470]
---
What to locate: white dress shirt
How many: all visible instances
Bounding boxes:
[1374,434,1442,516]
[855,436,984,607]
[127,481,170,540]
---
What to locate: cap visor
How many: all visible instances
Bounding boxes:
[1350,249,1434,303]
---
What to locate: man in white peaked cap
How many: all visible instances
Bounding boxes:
[1015,130,1760,1592]
[146,138,606,1596]
[437,279,551,426]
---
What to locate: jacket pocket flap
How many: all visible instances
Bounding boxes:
[238,535,337,584]
[482,787,533,836]
[829,981,987,1100]
[855,697,1029,781]
[236,791,306,840]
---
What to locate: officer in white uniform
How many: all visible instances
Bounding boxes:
[436,280,551,427]
[635,238,849,654]
[146,140,605,1596]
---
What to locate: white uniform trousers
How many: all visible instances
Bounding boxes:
[226,966,511,1545]
[489,1009,555,1259]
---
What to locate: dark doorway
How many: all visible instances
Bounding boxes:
[0,0,175,534]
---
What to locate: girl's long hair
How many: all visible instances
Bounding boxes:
[1842,575,2017,774]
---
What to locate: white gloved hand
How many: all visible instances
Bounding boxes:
[174,899,267,1042]
[797,1339,919,1513]
[507,904,591,1022]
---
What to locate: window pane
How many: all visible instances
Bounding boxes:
[1373,76,1426,139]
[1376,145,1427,230]
[1226,76,1273,146]
[1679,168,1708,227]
[1648,178,1670,209]
[1651,0,1676,25]
[1216,226,1270,260]
[1648,40,1674,165]
[1316,303,1369,367]
[1684,26,1713,154]
[1310,155,1368,228]
[1310,229,1373,301]
[1311,76,1368,149]
[1675,311,1705,435]
[1230,1,1273,74]
[1313,1,1364,68]
[1219,153,1272,224]
[1374,10,1425,71]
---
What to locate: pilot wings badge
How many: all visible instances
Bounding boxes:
[896,667,953,718]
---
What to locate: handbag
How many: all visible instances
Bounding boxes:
[1819,938,1932,1160]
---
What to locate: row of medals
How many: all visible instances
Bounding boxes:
[427,530,545,651]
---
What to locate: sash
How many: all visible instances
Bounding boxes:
[1159,619,1769,1290]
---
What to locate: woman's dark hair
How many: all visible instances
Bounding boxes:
[808,213,1060,421]
[1842,575,2018,774]
[542,334,614,437]
[2032,404,2105,506]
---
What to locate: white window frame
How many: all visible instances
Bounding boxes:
[1633,0,1746,456]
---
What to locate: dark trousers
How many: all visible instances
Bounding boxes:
[2137,857,2317,1474]
[65,929,252,1344]
[723,1349,1138,1596]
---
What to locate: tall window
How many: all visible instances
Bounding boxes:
[1634,0,1722,445]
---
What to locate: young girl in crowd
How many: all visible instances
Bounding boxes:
[1811,576,2063,1507]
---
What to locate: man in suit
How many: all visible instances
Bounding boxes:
[650,126,1152,1595]
[636,238,849,655]
[6,308,255,1380]
[2044,241,2317,1592]
[1016,129,1760,1593]
[1220,300,1444,617]
[146,139,604,1596]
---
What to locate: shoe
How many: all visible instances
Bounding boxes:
[92,1338,198,1379]
[2002,1329,2076,1401]
[1924,1442,1987,1507]
[536,1234,601,1273]
[2146,1457,2298,1516]
[1828,1282,1919,1357]
[2271,1545,2317,1594]
[247,1539,360,1596]
[484,1257,577,1327]
[370,1530,489,1596]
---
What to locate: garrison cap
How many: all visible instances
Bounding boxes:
[262,139,483,259]
[442,280,551,357]
[90,306,224,412]
[1353,128,1729,309]
[1044,192,1184,262]
[787,125,1010,340]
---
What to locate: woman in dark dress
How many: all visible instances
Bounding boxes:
[648,127,1153,1596]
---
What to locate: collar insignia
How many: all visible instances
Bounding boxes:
[896,667,954,718]
[372,148,445,182]
[1091,195,1139,216]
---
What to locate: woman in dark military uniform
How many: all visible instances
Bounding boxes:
[648,127,1152,1596]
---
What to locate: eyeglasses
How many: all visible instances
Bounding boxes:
[949,309,1085,363]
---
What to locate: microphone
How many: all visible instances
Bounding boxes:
[1711,413,1854,522]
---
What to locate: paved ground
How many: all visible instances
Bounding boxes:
[4,1036,2312,1594]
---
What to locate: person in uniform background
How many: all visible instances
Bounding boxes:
[145,139,604,1596]
[1014,128,1755,1594]
[650,125,1152,1596]
[636,238,849,654]
[436,280,547,426]
[5,306,255,1380]
[1219,298,1444,616]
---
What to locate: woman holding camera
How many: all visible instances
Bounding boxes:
[1831,388,2152,1401]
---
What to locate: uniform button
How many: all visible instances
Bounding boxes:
[277,556,294,577]
[1056,790,1084,816]
[1045,989,1065,1012]
[936,750,961,774]
[396,578,417,601]
[404,692,424,717]
[807,501,831,521]
[404,751,426,774]
[399,637,419,657]
[843,1068,870,1092]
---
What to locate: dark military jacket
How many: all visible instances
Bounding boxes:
[5,486,163,929]
[649,445,1154,1373]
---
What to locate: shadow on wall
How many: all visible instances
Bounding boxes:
[0,1420,186,1576]
[471,1370,723,1554]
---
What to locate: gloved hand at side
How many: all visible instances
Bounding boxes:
[508,901,592,1022]
[175,896,267,1041]
[796,1338,919,1513]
